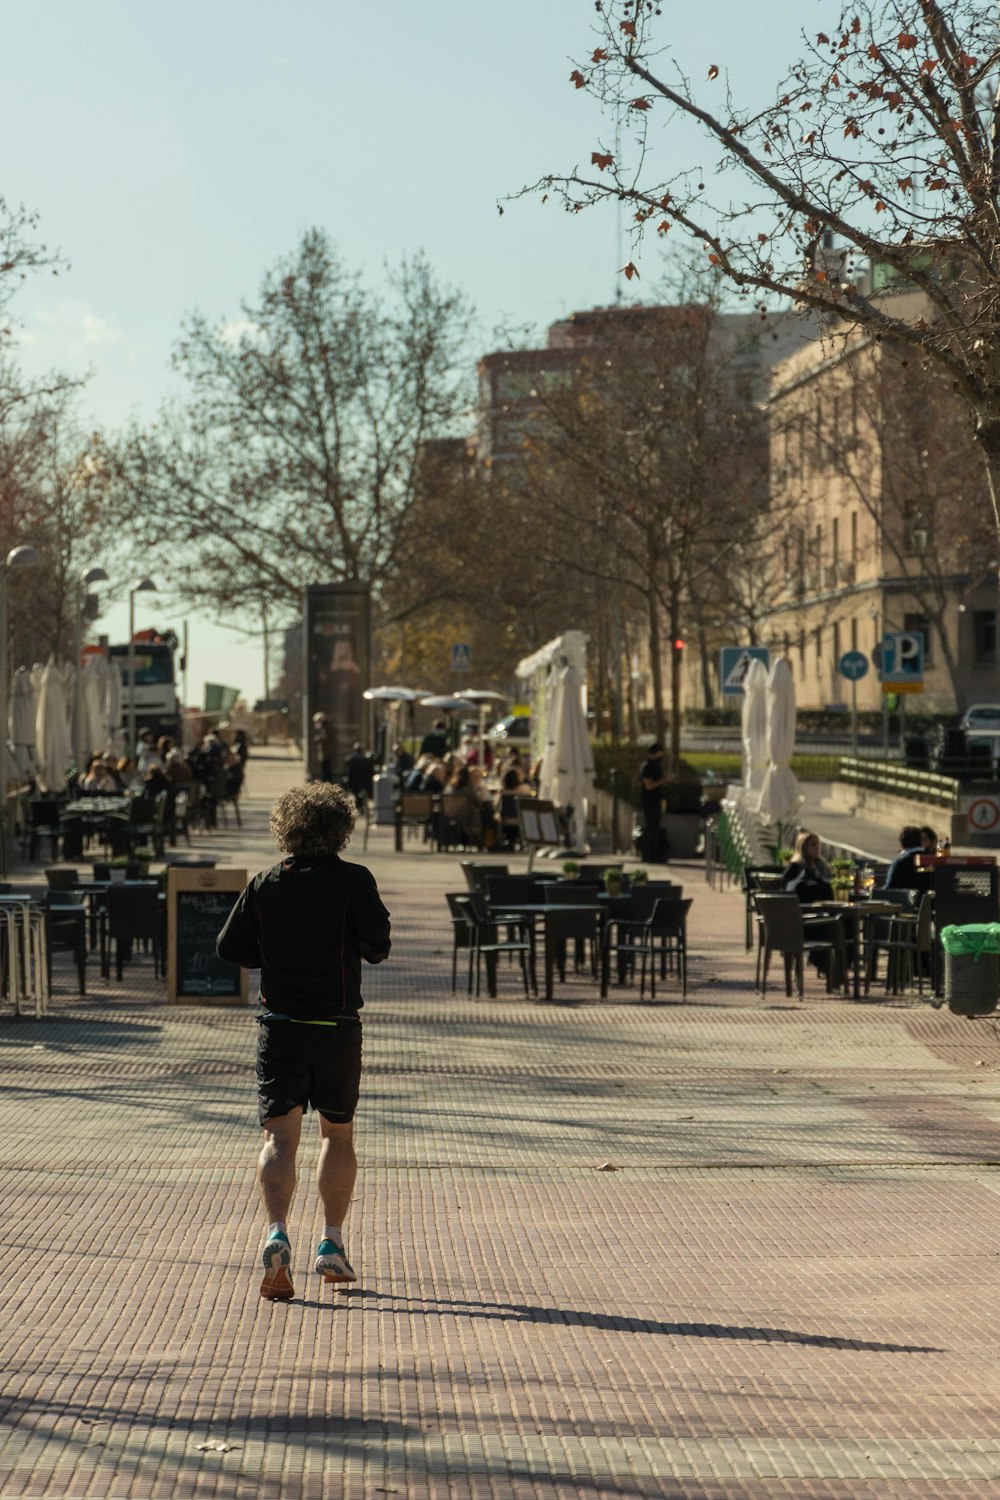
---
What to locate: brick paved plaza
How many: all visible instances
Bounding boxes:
[3,748,1000,1498]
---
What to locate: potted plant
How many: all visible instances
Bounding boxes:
[562,859,580,880]
[830,857,855,900]
[631,867,649,887]
[107,856,129,884]
[603,866,624,897]
[132,846,155,879]
[777,847,795,868]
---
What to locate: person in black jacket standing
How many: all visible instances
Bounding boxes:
[217,781,391,1301]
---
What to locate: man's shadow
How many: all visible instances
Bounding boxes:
[297,1289,939,1352]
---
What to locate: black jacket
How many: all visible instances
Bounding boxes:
[216,853,391,1019]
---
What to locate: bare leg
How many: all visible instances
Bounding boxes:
[258,1108,303,1225]
[316,1117,356,1228]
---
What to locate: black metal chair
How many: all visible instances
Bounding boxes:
[43,891,86,995]
[463,892,533,998]
[753,893,847,1000]
[103,885,164,982]
[742,864,785,950]
[26,801,62,862]
[647,896,692,998]
[865,892,934,996]
[445,892,476,993]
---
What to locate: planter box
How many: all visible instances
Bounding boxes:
[664,813,702,859]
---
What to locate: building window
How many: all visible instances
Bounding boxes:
[851,512,858,561]
[833,622,841,662]
[904,613,933,666]
[814,626,822,665]
[974,610,997,665]
[851,617,858,652]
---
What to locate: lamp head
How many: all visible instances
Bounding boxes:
[6,545,41,570]
[132,577,157,596]
[81,566,109,587]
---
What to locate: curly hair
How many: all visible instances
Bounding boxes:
[270,782,355,857]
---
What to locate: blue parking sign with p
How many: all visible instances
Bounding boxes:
[880,630,924,685]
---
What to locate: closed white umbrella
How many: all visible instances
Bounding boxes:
[757,657,804,827]
[35,660,73,794]
[539,663,594,849]
[741,657,769,794]
[103,657,122,752]
[8,667,40,782]
[80,658,106,760]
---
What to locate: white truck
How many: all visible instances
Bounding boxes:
[107,628,182,743]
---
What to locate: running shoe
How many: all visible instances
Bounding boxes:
[260,1231,294,1301]
[314,1238,357,1284]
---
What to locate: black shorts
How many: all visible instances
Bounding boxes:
[255,1014,362,1127]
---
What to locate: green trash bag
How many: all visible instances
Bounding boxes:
[941,925,1000,1016]
[939,924,1000,958]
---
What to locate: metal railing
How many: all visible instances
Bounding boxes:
[839,757,960,811]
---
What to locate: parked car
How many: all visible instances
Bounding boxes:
[488,713,531,745]
[960,704,1000,732]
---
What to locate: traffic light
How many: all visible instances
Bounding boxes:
[672,637,685,652]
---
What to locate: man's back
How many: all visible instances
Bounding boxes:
[217,853,390,1019]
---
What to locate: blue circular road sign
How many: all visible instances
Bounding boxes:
[839,650,869,681]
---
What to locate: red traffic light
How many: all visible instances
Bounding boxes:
[672,638,685,652]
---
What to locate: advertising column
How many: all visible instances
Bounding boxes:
[303,585,371,780]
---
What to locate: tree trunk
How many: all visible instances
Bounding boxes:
[697,622,713,709]
[668,596,683,766]
[647,592,666,745]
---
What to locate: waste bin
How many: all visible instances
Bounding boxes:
[940,924,1000,1016]
[904,733,930,770]
[372,773,397,826]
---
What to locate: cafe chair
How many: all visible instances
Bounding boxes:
[44,867,78,891]
[445,892,476,993]
[754,894,847,1000]
[463,892,533,999]
[647,896,692,999]
[485,873,535,909]
[461,861,508,893]
[103,885,164,982]
[25,800,62,863]
[43,891,87,996]
[742,865,786,950]
[865,892,934,997]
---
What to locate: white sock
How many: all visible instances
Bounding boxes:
[268,1221,288,1240]
[323,1225,344,1246]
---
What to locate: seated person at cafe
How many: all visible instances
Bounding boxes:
[419,719,448,759]
[442,764,483,847]
[390,742,414,778]
[919,824,939,856]
[880,825,927,891]
[79,754,121,795]
[499,764,533,850]
[780,831,834,902]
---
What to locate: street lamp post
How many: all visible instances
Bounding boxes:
[127,578,157,759]
[0,546,42,874]
[72,565,109,776]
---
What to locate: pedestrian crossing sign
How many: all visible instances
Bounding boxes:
[450,642,471,672]
[719,646,771,697]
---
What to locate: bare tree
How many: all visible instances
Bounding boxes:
[0,388,120,665]
[519,1,1000,540]
[99,230,474,624]
[514,306,766,760]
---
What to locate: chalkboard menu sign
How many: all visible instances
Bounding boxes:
[167,867,247,1005]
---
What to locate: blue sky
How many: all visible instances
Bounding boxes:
[1,0,813,702]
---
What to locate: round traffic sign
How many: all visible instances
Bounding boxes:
[839,650,870,681]
[968,797,1000,833]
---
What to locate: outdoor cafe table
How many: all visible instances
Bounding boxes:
[489,901,605,1002]
[801,899,899,1001]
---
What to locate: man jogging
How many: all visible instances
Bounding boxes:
[217,781,391,1301]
